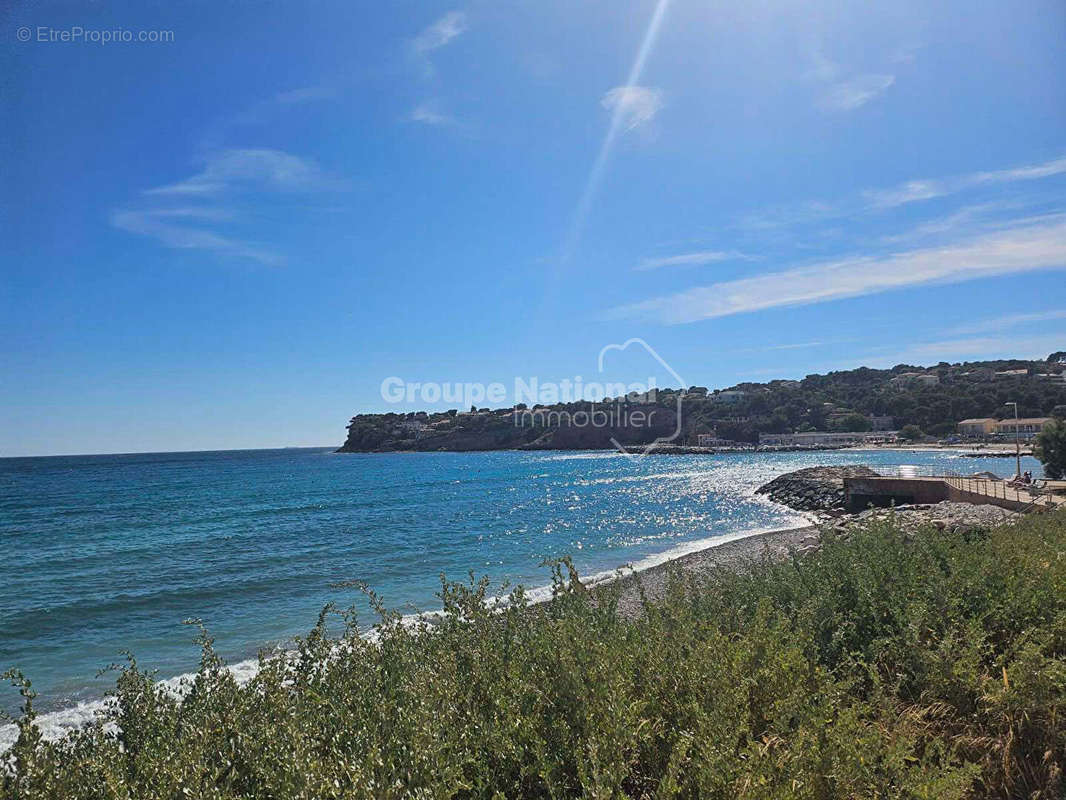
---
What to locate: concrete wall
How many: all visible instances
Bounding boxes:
[844,476,1034,512]
[844,477,949,512]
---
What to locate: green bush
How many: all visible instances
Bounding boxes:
[899,424,924,441]
[4,512,1066,798]
[1035,418,1066,480]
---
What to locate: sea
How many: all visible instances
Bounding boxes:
[0,446,1043,745]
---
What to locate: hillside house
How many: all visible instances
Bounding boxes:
[957,418,996,436]
[1035,373,1066,384]
[891,372,939,386]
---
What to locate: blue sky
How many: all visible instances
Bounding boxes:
[2,0,1065,455]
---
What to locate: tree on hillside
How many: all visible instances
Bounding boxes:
[899,424,924,441]
[927,422,956,437]
[830,413,872,432]
[1034,419,1066,480]
[1047,351,1066,364]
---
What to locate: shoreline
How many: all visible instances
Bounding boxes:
[848,443,1034,456]
[603,524,818,618]
[5,445,1038,751]
[6,479,1030,751]
[336,443,1033,457]
[0,518,816,752]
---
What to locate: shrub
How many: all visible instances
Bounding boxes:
[899,424,924,441]
[4,512,1066,798]
[1035,418,1066,479]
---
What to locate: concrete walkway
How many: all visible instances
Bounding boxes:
[943,476,1066,510]
[844,473,1066,513]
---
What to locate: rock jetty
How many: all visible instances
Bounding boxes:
[756,465,1025,561]
[755,465,880,513]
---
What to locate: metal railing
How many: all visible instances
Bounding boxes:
[874,465,966,479]
[944,475,1056,504]
[866,466,1063,508]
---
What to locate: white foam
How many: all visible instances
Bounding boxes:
[1,520,810,753]
[0,656,265,753]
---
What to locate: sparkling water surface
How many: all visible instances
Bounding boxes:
[0,447,1042,721]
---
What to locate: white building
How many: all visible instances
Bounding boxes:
[890,372,939,386]
[993,417,1052,440]
[696,433,734,447]
[1035,373,1065,384]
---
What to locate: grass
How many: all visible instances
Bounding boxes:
[3,510,1066,798]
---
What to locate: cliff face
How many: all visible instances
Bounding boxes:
[337,405,679,453]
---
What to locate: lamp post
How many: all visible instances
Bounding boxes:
[1006,401,1021,480]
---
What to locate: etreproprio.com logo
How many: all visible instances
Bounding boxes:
[16,26,175,44]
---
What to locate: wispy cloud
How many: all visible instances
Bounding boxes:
[412,11,467,53]
[115,148,345,264]
[741,332,1066,378]
[863,179,942,209]
[737,155,1066,232]
[605,216,1066,324]
[736,201,836,232]
[111,208,283,265]
[741,340,836,353]
[635,250,746,271]
[975,157,1066,184]
[600,86,663,132]
[145,149,344,196]
[877,202,1017,245]
[818,73,895,111]
[864,155,1066,209]
[890,42,924,65]
[765,340,837,351]
[410,10,467,76]
[806,50,894,112]
[804,50,839,83]
[877,334,1066,364]
[201,88,336,150]
[408,101,459,128]
[946,309,1066,336]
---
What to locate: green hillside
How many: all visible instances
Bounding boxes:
[339,354,1066,451]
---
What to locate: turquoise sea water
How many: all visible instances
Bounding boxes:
[0,447,1042,737]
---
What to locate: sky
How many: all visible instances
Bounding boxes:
[2,0,1065,455]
